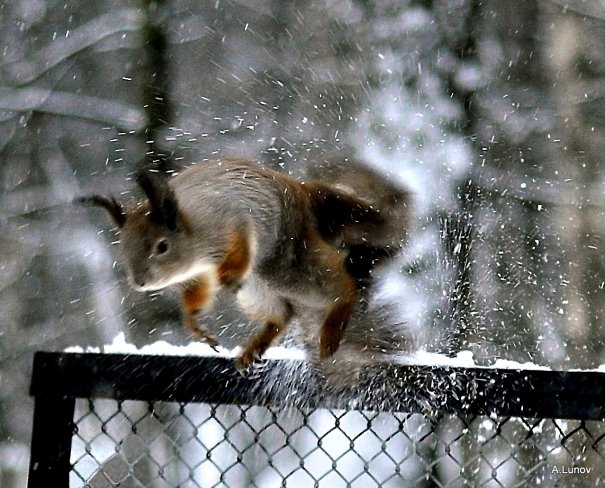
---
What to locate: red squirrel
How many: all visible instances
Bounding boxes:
[79,158,410,369]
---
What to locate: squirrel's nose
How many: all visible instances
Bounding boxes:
[128,272,147,290]
[135,273,149,287]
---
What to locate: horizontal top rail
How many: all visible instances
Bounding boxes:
[30,351,605,421]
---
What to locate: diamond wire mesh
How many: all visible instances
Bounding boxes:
[69,398,605,488]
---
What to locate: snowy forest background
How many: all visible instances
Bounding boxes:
[2,0,605,484]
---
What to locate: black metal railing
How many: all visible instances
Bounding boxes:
[28,352,605,487]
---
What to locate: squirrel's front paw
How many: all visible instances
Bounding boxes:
[202,334,220,352]
[184,314,220,351]
[189,326,220,351]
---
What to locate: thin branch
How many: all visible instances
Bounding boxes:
[544,0,605,21]
[1,8,144,86]
[0,87,146,131]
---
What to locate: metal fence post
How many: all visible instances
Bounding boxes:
[28,373,75,487]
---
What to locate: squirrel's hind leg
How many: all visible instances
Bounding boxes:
[235,317,290,371]
[235,279,294,370]
[308,239,359,359]
[319,274,357,359]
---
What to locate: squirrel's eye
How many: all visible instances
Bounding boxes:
[156,239,169,255]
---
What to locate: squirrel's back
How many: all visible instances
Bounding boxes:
[170,159,309,265]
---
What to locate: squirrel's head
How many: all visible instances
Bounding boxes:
[77,171,205,291]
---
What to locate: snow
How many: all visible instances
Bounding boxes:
[65,333,559,370]
[401,350,552,370]
[64,332,306,360]
[66,333,605,372]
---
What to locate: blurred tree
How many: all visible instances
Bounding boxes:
[540,2,605,364]
[353,0,605,368]
[0,1,146,483]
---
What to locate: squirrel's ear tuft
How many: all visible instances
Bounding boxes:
[75,195,126,228]
[136,170,179,230]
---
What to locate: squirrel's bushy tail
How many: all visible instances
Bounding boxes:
[305,157,412,289]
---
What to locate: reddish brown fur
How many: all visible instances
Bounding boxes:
[279,180,363,359]
[298,223,359,359]
[319,258,358,358]
[236,320,285,370]
[182,280,218,349]
[320,291,357,358]
[182,280,212,314]
[303,180,384,240]
[217,228,252,289]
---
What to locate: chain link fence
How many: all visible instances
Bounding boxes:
[28,353,605,487]
[71,400,605,487]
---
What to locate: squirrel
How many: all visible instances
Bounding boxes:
[78,158,410,370]
[304,156,411,295]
